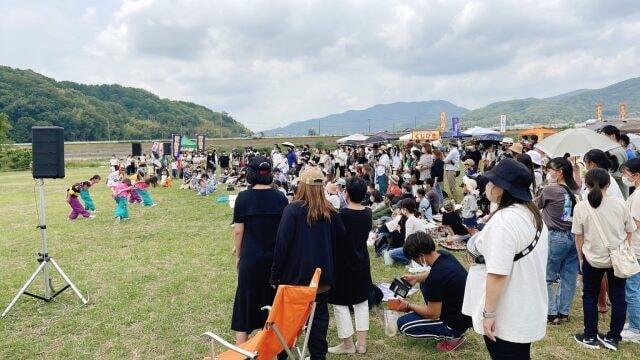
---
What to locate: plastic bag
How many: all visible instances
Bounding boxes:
[384,310,400,337]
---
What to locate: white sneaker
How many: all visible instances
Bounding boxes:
[88,215,95,220]
[328,343,356,354]
[383,250,394,266]
[621,329,640,343]
[150,203,158,207]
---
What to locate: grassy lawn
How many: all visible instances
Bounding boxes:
[1,167,639,359]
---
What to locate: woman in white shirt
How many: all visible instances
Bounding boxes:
[462,159,548,359]
[572,168,635,351]
[581,149,623,200]
[388,198,425,265]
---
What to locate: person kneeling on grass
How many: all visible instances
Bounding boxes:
[394,231,472,352]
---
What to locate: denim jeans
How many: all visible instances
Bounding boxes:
[388,247,410,266]
[582,260,627,340]
[435,182,444,204]
[626,259,640,332]
[546,230,579,316]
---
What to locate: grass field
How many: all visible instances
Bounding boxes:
[1,167,639,359]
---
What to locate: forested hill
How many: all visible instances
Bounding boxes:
[0,66,251,142]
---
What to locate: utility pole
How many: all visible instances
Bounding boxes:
[106,118,110,141]
[414,116,417,130]
[318,119,320,135]
[368,119,371,134]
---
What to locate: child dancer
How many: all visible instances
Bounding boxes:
[80,175,101,212]
[136,175,158,207]
[128,173,143,204]
[111,179,133,221]
[68,183,94,220]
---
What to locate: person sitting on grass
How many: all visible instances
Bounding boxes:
[441,200,470,242]
[387,198,426,266]
[395,231,472,352]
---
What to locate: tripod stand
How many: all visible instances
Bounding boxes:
[2,179,88,318]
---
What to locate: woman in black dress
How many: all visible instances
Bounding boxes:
[231,156,289,344]
[329,177,373,355]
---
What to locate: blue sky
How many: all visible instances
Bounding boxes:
[2,0,640,131]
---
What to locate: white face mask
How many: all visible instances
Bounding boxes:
[623,176,635,187]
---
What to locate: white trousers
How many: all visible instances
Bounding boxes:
[333,300,370,339]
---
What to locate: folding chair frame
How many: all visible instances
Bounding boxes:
[202,302,317,360]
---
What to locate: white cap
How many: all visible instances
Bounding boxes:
[502,137,514,144]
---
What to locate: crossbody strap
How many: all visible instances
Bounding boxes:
[585,204,612,249]
[513,221,543,261]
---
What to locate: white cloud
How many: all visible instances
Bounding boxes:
[2,0,640,131]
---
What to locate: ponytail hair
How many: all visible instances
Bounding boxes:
[584,149,613,171]
[585,168,610,208]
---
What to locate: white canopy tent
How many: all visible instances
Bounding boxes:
[462,126,500,137]
[336,133,368,144]
[399,133,412,141]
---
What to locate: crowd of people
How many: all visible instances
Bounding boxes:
[228,124,640,360]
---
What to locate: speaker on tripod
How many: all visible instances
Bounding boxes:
[132,142,142,156]
[2,126,87,318]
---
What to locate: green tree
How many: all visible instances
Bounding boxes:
[0,112,10,144]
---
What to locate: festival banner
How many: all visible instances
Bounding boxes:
[595,103,603,121]
[439,112,446,130]
[452,117,460,136]
[412,130,441,141]
[620,103,627,121]
[196,134,206,152]
[171,134,182,158]
[500,114,507,133]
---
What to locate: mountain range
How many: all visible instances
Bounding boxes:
[0,66,251,143]
[266,77,640,135]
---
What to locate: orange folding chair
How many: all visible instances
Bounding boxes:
[203,268,321,360]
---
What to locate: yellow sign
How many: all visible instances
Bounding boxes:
[595,103,603,121]
[439,112,446,130]
[412,130,441,141]
[620,103,627,120]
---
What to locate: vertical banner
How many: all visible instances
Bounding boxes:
[595,103,603,121]
[619,103,627,121]
[171,134,182,158]
[439,111,446,130]
[451,117,460,136]
[196,134,206,152]
[500,114,507,133]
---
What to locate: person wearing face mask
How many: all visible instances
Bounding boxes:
[462,158,549,359]
[394,231,472,353]
[536,157,580,325]
[581,149,624,201]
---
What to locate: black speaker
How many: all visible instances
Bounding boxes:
[32,126,65,179]
[132,142,142,156]
[163,142,171,155]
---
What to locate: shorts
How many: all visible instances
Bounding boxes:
[463,216,477,228]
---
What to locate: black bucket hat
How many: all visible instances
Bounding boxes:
[483,158,533,202]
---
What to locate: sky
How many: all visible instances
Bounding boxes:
[2,0,640,131]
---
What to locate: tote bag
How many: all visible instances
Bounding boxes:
[586,205,640,278]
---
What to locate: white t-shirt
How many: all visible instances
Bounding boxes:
[572,195,635,268]
[626,189,640,258]
[376,154,390,177]
[580,174,622,201]
[462,204,549,343]
[405,215,426,239]
[326,194,340,209]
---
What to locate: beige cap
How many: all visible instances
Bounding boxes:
[511,142,524,154]
[326,183,338,195]
[463,159,475,166]
[300,166,324,186]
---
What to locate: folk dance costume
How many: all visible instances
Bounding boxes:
[67,184,91,220]
[111,182,133,220]
[79,187,96,212]
[135,181,156,207]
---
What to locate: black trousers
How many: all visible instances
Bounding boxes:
[483,336,531,360]
[277,291,330,360]
[308,291,330,360]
